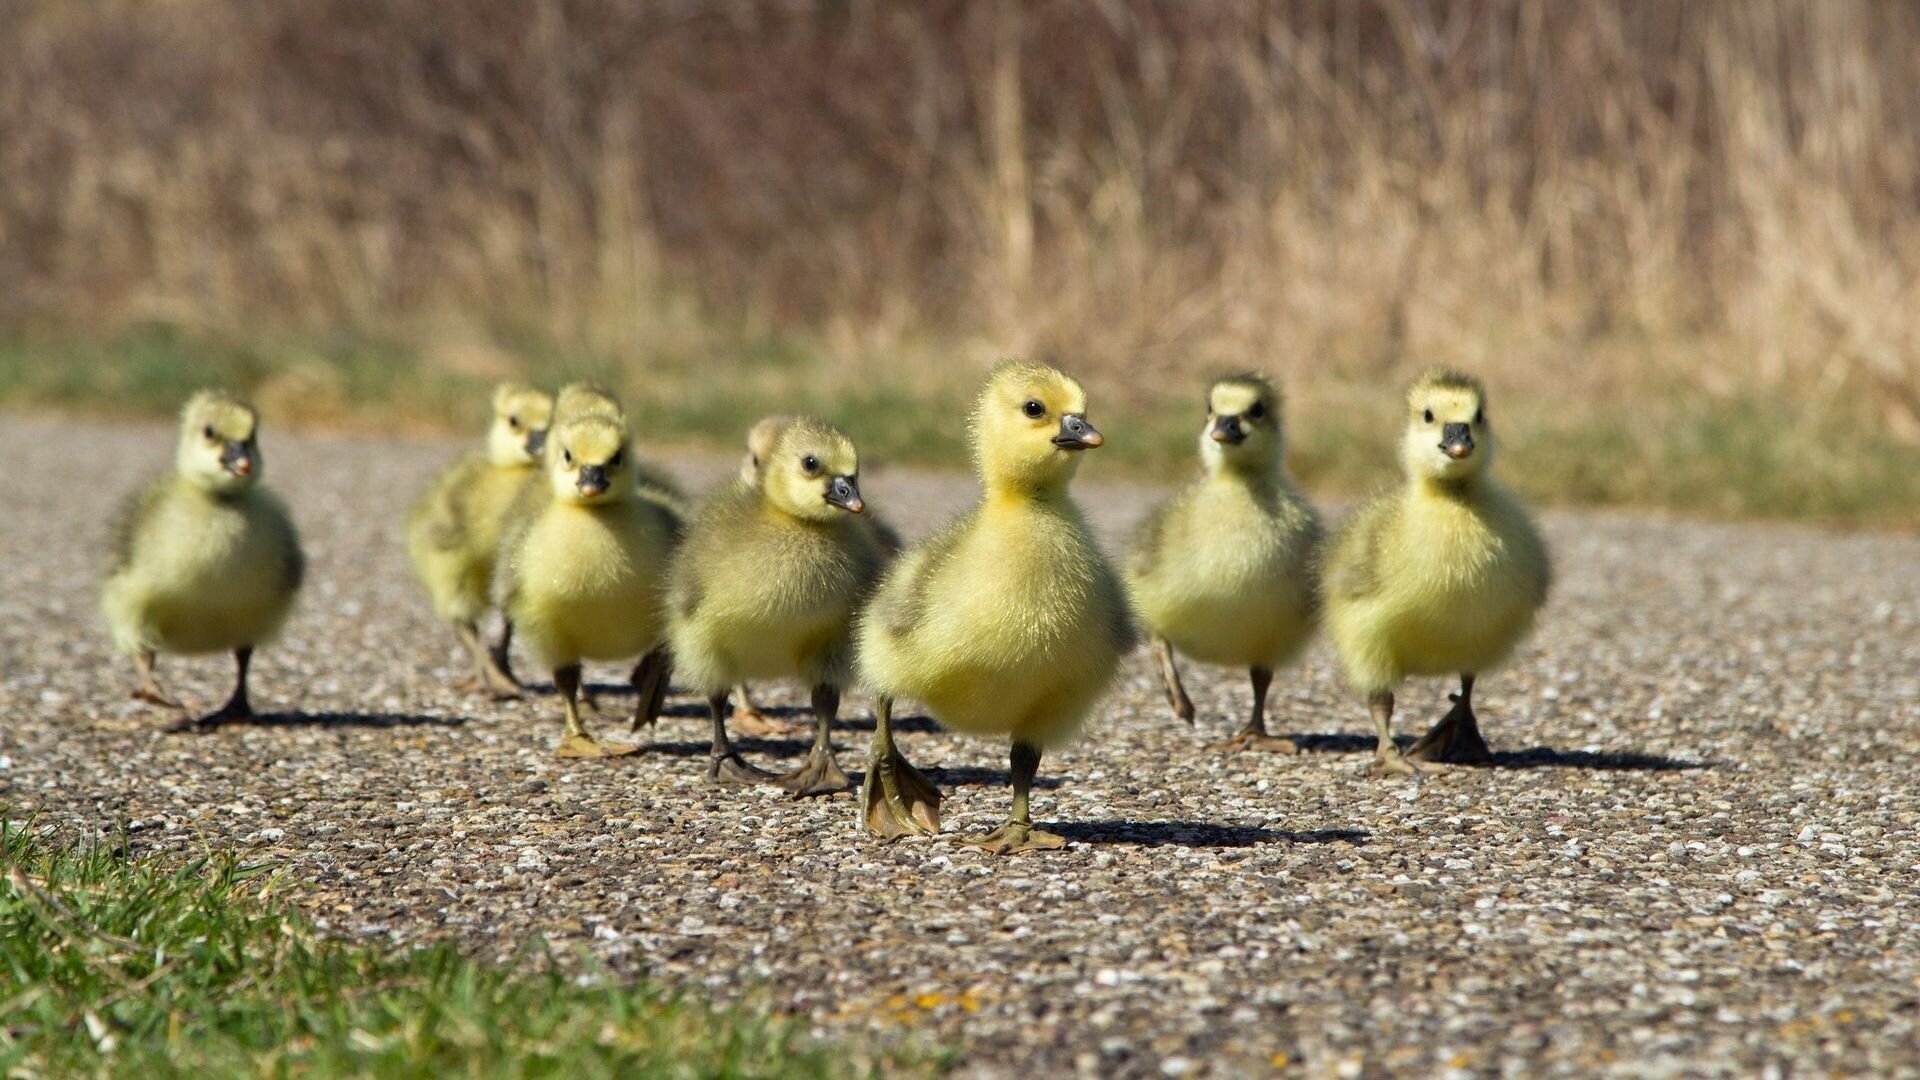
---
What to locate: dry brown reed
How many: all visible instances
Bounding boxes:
[2,1,1917,474]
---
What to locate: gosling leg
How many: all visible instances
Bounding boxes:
[1208,666,1300,754]
[731,683,800,737]
[485,618,524,697]
[553,663,639,758]
[1365,689,1420,778]
[860,695,941,839]
[706,692,775,784]
[132,650,185,711]
[774,684,852,798]
[1151,635,1196,725]
[454,619,522,699]
[1406,673,1493,765]
[628,647,672,733]
[177,647,257,731]
[961,741,1067,854]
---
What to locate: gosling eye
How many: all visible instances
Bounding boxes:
[203,425,216,441]
[1474,408,1486,426]
[562,449,574,466]
[508,415,521,431]
[608,450,623,469]
[1423,408,1435,424]
[801,454,821,476]
[1022,399,1045,419]
[1248,401,1266,420]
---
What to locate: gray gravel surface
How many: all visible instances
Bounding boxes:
[3,411,1918,1078]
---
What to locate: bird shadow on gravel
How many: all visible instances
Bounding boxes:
[866,765,1064,790]
[1048,820,1366,848]
[170,711,466,732]
[1287,733,1704,771]
[635,737,810,760]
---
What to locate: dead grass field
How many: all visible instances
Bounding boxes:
[3,1,1917,522]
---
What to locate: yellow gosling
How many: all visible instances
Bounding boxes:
[101,391,304,728]
[405,382,553,697]
[668,418,887,796]
[1126,374,1323,752]
[498,413,679,757]
[857,361,1135,854]
[1324,370,1551,777]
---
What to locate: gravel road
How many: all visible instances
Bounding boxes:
[3,411,1918,1077]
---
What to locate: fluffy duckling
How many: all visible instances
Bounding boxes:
[727,413,903,736]
[1126,374,1322,752]
[497,412,680,757]
[101,391,304,727]
[1323,370,1550,776]
[498,381,683,726]
[667,418,887,796]
[557,381,687,506]
[857,361,1135,854]
[405,382,553,697]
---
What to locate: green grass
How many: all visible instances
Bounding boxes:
[0,821,929,1078]
[2,327,1916,525]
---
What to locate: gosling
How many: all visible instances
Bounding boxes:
[101,391,304,728]
[1323,370,1550,777]
[405,382,553,697]
[667,417,887,796]
[857,361,1134,854]
[727,414,902,736]
[498,381,682,725]
[497,412,679,757]
[1126,374,1322,752]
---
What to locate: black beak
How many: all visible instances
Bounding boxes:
[526,428,548,457]
[220,440,254,477]
[825,475,865,513]
[1440,423,1474,460]
[577,464,609,496]
[1052,414,1105,451]
[1209,415,1246,445]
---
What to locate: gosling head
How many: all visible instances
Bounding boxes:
[486,382,555,467]
[176,391,263,494]
[740,414,796,485]
[971,360,1103,494]
[546,415,633,507]
[760,418,863,522]
[1200,373,1283,473]
[552,381,625,428]
[1401,369,1493,484]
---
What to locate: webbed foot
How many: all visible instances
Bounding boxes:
[167,699,254,733]
[455,671,524,701]
[133,685,185,711]
[707,750,776,785]
[1366,749,1422,778]
[862,746,942,839]
[1406,692,1493,765]
[960,820,1067,855]
[1208,731,1301,755]
[733,706,800,738]
[555,733,641,759]
[776,747,850,798]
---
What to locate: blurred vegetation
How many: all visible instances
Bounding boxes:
[0,820,934,1078]
[1,1,1917,523]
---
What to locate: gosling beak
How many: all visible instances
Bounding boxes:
[1440,423,1474,460]
[824,475,865,514]
[576,464,609,497]
[1209,414,1246,445]
[1053,414,1105,451]
[220,441,254,477]
[526,428,548,457]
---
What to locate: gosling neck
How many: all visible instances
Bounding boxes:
[1203,449,1280,495]
[1409,470,1483,503]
